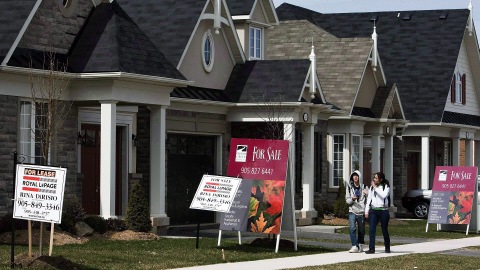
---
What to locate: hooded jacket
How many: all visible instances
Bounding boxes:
[345,170,367,215]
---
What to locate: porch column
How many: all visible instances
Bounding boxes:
[421,136,430,190]
[475,140,480,169]
[301,123,315,212]
[452,137,460,166]
[100,101,117,218]
[465,138,474,166]
[150,106,169,229]
[384,134,394,206]
[371,133,381,174]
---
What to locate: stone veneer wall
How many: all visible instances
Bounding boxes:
[0,96,18,216]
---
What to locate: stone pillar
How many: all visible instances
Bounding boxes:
[100,101,117,218]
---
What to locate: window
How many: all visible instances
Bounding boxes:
[351,135,361,171]
[443,141,451,166]
[19,101,46,164]
[202,30,215,72]
[249,27,262,60]
[332,134,345,187]
[451,72,466,105]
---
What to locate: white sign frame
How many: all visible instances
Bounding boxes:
[13,164,67,224]
[190,175,242,213]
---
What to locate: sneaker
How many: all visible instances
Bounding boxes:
[358,244,364,252]
[385,248,391,253]
[348,246,359,253]
[365,250,375,254]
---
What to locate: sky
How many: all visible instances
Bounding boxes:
[272,0,480,36]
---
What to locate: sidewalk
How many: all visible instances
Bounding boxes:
[168,225,480,270]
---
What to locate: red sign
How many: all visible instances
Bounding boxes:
[227,138,289,180]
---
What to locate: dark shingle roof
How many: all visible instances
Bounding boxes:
[0,0,37,62]
[116,0,206,67]
[172,86,232,102]
[225,60,312,103]
[68,2,185,80]
[225,0,256,16]
[277,3,469,123]
[443,111,480,127]
[8,48,70,71]
[267,20,372,114]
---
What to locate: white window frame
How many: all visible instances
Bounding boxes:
[249,26,263,60]
[19,100,47,164]
[351,135,361,172]
[331,134,345,187]
[455,72,462,104]
[201,29,215,72]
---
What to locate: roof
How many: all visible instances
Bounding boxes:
[68,2,185,80]
[225,0,256,16]
[0,0,37,63]
[172,86,232,102]
[267,20,373,114]
[277,3,470,123]
[224,59,313,103]
[116,0,206,67]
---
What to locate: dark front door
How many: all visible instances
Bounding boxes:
[81,124,124,215]
[81,124,101,214]
[167,134,215,225]
[407,152,420,190]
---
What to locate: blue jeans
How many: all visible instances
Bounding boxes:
[368,209,390,251]
[349,212,365,247]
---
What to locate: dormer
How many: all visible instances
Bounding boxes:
[226,0,279,60]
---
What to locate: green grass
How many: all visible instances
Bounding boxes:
[336,219,478,239]
[292,253,480,269]
[0,238,336,269]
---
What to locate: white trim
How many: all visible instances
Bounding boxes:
[232,15,250,20]
[2,0,43,66]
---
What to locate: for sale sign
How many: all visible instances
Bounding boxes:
[13,164,67,223]
[189,175,242,213]
[428,166,477,225]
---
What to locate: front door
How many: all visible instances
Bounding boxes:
[406,152,420,190]
[81,124,124,215]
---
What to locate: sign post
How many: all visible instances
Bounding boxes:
[427,166,477,235]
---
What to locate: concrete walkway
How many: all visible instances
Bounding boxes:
[173,236,480,270]
[167,225,480,270]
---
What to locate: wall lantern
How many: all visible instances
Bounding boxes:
[132,134,139,147]
[77,131,86,145]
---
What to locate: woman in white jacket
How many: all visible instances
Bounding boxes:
[364,172,391,254]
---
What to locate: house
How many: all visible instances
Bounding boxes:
[0,0,342,231]
[276,2,480,214]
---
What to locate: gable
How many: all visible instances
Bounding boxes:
[444,40,480,115]
[354,62,379,109]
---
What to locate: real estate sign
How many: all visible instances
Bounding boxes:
[220,138,289,234]
[13,164,67,223]
[427,166,477,225]
[189,175,242,213]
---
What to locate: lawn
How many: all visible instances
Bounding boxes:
[1,219,478,269]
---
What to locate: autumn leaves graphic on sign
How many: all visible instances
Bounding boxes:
[248,180,285,234]
[448,191,474,224]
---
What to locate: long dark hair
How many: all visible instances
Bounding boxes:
[375,171,389,186]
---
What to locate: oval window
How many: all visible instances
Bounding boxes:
[58,0,76,17]
[202,30,215,72]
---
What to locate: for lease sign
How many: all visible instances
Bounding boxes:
[13,164,67,223]
[189,175,242,213]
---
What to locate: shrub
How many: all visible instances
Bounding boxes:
[59,196,86,234]
[106,218,127,232]
[83,215,108,234]
[333,180,349,218]
[125,182,152,232]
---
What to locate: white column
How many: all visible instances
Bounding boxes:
[465,138,474,166]
[100,101,117,218]
[301,123,315,211]
[150,106,168,221]
[384,134,394,206]
[371,133,381,173]
[284,122,295,191]
[452,137,460,166]
[421,136,430,190]
[475,140,480,169]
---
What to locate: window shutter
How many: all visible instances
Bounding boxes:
[462,74,466,105]
[451,75,456,103]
